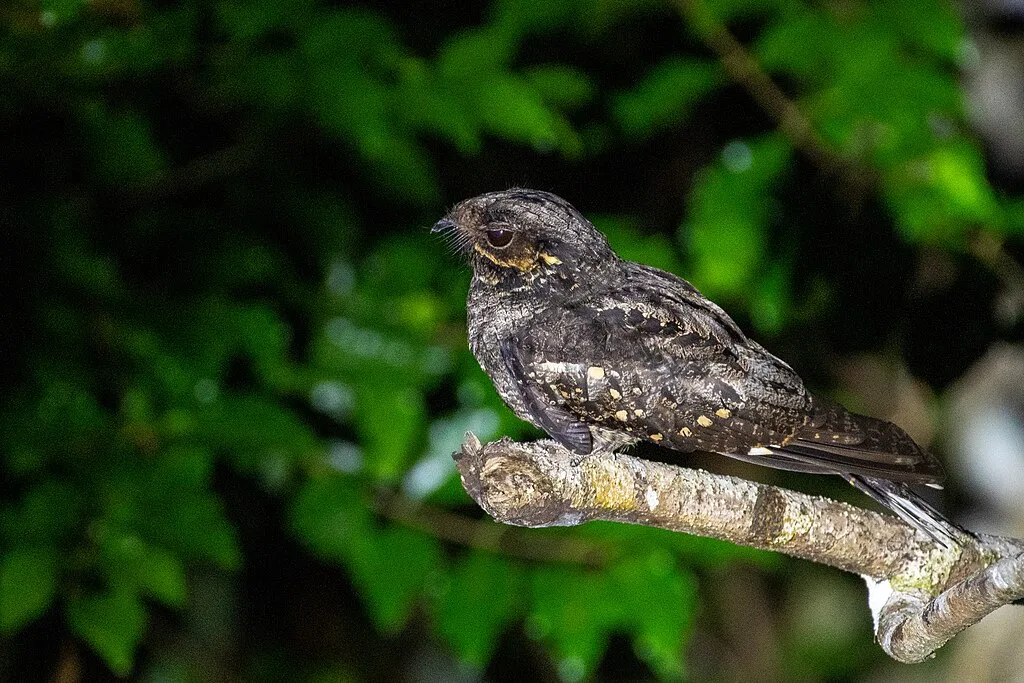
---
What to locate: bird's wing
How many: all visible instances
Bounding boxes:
[501,266,944,485]
[501,292,808,455]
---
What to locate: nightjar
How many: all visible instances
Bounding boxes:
[434,188,962,544]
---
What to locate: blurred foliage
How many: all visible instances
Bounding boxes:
[1,0,1022,680]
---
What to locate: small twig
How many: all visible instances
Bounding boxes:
[51,639,81,683]
[119,142,260,202]
[673,0,846,176]
[372,488,608,566]
[454,433,1024,662]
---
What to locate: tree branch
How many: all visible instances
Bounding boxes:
[453,433,1024,663]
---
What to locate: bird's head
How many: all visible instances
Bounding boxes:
[433,189,615,284]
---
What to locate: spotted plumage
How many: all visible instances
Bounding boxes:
[434,188,963,544]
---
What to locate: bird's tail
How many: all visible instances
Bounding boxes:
[846,474,970,547]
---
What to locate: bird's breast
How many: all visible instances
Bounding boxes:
[466,284,544,419]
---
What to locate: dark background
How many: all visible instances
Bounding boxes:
[2,0,1024,681]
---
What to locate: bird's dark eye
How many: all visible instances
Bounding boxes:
[485,229,514,249]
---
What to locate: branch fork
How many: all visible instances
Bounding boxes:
[453,433,1024,663]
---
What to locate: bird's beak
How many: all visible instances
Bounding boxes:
[431,217,457,234]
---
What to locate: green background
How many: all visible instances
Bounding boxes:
[2,0,1023,680]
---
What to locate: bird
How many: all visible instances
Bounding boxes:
[433,188,964,545]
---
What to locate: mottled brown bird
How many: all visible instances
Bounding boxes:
[434,188,962,543]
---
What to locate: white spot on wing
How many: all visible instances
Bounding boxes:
[536,361,586,375]
[586,364,610,399]
[645,486,660,510]
[748,446,774,456]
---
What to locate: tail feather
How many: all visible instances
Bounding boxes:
[846,474,969,547]
[723,395,965,544]
[785,397,967,545]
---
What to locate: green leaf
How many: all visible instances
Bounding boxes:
[611,57,721,139]
[348,527,441,633]
[293,478,439,632]
[528,552,697,680]
[150,445,214,492]
[690,214,763,294]
[314,316,451,386]
[436,28,515,82]
[98,528,188,608]
[308,64,390,151]
[396,60,482,155]
[699,0,791,24]
[683,134,792,299]
[363,134,441,205]
[524,65,595,111]
[0,481,83,545]
[405,407,500,500]
[926,141,999,221]
[17,379,106,467]
[40,0,86,25]
[594,215,685,276]
[67,587,148,676]
[200,394,319,475]
[80,104,166,186]
[1005,198,1024,236]
[90,7,199,77]
[301,8,402,71]
[750,261,792,335]
[784,573,874,678]
[875,2,964,61]
[756,10,834,81]
[886,139,1000,243]
[0,546,60,633]
[434,552,523,666]
[139,491,242,570]
[353,384,425,481]
[528,567,613,680]
[290,475,370,562]
[608,551,696,679]
[492,0,576,37]
[476,75,561,152]
[233,304,292,386]
[307,45,440,203]
[52,227,121,297]
[237,53,303,113]
[218,0,314,44]
[362,235,440,296]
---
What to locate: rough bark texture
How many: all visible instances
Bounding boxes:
[453,433,1024,663]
